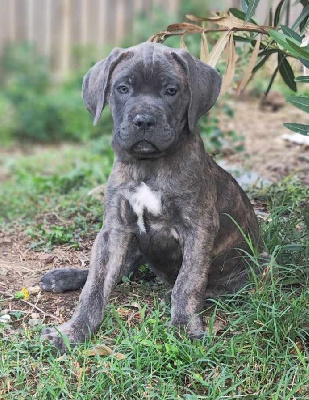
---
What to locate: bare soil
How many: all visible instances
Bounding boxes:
[220,97,309,184]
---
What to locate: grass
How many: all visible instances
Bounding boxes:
[0,139,308,399]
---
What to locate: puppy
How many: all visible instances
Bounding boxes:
[41,42,262,352]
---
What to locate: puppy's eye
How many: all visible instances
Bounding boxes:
[117,85,129,94]
[165,87,177,96]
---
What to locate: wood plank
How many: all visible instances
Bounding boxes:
[15,0,28,42]
[50,0,63,73]
[70,0,83,68]
[0,0,11,54]
[104,0,116,45]
[32,0,47,55]
[88,0,100,49]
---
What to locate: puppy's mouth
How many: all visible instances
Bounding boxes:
[132,140,159,155]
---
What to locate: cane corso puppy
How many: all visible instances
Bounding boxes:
[41,42,262,352]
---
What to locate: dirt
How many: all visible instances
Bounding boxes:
[0,96,308,329]
[220,97,309,184]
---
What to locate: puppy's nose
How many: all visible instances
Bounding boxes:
[133,114,156,131]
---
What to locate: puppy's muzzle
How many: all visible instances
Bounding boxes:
[133,114,156,131]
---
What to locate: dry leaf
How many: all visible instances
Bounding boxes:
[237,34,262,93]
[187,12,227,22]
[290,339,304,354]
[186,14,225,22]
[221,33,236,93]
[205,31,230,67]
[204,317,226,335]
[167,23,202,34]
[114,352,126,360]
[86,345,126,360]
[200,32,209,62]
[186,14,209,22]
[28,286,41,295]
[86,345,113,357]
[39,254,55,265]
[180,35,187,50]
[216,13,262,31]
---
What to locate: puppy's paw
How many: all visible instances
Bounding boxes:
[169,314,206,340]
[41,323,83,354]
[40,268,88,293]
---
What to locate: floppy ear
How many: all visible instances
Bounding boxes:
[82,48,132,126]
[171,49,222,132]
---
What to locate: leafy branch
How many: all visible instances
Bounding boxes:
[148,1,309,135]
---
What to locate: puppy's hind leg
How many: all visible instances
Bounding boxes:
[40,268,89,293]
[40,238,143,294]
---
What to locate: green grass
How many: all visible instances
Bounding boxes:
[0,140,308,399]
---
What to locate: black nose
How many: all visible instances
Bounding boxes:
[133,114,156,131]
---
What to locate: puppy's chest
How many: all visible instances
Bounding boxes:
[119,182,180,240]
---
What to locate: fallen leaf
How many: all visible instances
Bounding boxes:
[86,345,126,360]
[0,267,8,276]
[28,286,41,295]
[114,352,126,360]
[0,314,11,323]
[21,288,29,300]
[86,345,113,357]
[39,254,55,265]
[290,339,304,354]
[14,288,29,300]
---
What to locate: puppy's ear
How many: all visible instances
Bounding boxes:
[171,50,222,132]
[82,48,132,126]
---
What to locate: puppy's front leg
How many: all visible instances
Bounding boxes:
[171,219,218,338]
[41,226,134,353]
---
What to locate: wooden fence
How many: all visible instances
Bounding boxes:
[0,0,302,77]
[0,0,180,75]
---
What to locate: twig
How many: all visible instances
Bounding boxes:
[20,299,61,321]
[149,26,269,43]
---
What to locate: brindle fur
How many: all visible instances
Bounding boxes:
[41,42,262,352]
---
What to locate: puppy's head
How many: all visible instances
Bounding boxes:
[82,42,221,160]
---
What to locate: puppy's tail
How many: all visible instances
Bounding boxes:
[40,268,89,293]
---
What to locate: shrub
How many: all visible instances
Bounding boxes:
[0,44,113,143]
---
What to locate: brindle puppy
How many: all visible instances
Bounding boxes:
[41,42,263,352]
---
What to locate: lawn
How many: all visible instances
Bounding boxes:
[0,136,308,399]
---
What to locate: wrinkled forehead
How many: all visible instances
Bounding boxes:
[111,45,186,85]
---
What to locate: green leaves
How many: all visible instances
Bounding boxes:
[283,123,309,135]
[229,8,257,24]
[274,0,285,27]
[286,39,309,59]
[287,96,309,113]
[281,25,302,42]
[268,29,309,61]
[291,4,309,31]
[244,0,260,24]
[278,53,297,92]
[295,76,309,82]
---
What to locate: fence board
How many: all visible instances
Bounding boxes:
[0,1,10,50]
[104,0,117,46]
[33,0,48,55]
[15,0,28,42]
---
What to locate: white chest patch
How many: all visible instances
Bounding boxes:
[127,182,162,233]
